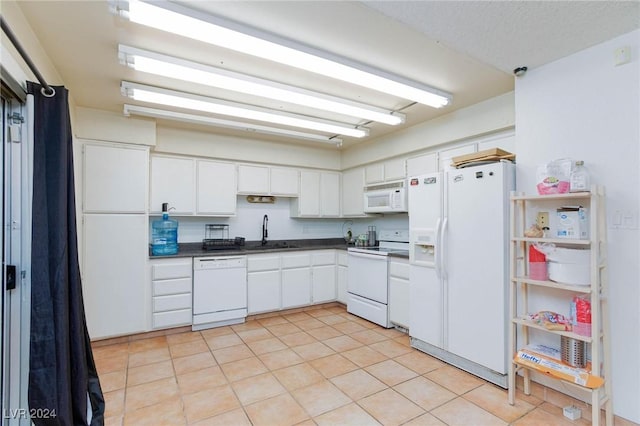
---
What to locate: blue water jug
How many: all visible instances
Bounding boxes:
[152,203,178,255]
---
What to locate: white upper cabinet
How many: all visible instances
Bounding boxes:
[270,167,299,196]
[320,172,341,217]
[196,160,237,216]
[364,163,385,184]
[383,158,406,181]
[237,164,270,194]
[439,145,475,171]
[295,171,321,216]
[237,164,299,197]
[364,157,406,185]
[407,153,438,177]
[341,167,366,217]
[291,170,340,217]
[150,155,195,215]
[83,142,148,213]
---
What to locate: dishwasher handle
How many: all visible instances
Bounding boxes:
[194,256,247,270]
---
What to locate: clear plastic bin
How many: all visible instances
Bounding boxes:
[529,261,548,281]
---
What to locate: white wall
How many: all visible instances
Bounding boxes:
[342,91,515,169]
[155,126,342,171]
[75,108,156,146]
[515,30,640,423]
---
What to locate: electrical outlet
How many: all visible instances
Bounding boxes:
[536,212,549,229]
[563,405,581,420]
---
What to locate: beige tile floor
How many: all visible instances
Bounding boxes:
[93,305,626,426]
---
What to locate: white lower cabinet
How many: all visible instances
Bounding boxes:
[282,269,312,308]
[281,253,311,308]
[83,214,149,339]
[389,257,410,329]
[311,250,337,304]
[337,251,348,304]
[247,250,340,314]
[247,254,281,314]
[150,258,192,330]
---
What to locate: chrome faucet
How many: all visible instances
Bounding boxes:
[261,214,269,245]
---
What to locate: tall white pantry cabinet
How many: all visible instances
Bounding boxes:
[82,142,149,339]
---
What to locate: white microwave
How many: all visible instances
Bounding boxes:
[363,184,407,213]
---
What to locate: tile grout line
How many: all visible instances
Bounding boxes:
[98,306,585,426]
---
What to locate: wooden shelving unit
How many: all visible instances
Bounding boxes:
[508,186,612,426]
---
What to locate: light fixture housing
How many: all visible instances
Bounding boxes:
[121,81,369,138]
[114,0,452,108]
[118,45,405,125]
[123,104,343,145]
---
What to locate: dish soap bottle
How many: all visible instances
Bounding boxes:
[570,160,590,192]
[152,203,178,255]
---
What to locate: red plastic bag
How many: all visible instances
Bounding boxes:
[529,245,546,262]
[573,295,591,324]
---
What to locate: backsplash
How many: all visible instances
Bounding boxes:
[149,196,408,243]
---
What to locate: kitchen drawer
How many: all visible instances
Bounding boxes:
[247,254,280,272]
[152,309,192,329]
[281,253,310,269]
[312,250,335,266]
[153,278,192,296]
[389,260,410,279]
[153,293,192,312]
[151,259,192,280]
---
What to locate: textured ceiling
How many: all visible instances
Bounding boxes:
[363,1,640,73]
[11,1,640,149]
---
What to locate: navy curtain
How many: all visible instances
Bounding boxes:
[27,82,104,426]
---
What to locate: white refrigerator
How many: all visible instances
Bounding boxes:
[408,161,515,387]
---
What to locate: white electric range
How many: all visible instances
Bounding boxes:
[347,230,409,327]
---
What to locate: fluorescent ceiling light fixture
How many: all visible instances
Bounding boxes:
[121,81,369,138]
[123,104,342,144]
[118,45,404,125]
[115,0,452,108]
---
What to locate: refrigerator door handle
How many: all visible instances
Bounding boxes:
[440,217,448,280]
[434,217,442,279]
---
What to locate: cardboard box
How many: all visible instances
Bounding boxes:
[514,344,604,389]
[556,207,588,239]
[451,148,515,168]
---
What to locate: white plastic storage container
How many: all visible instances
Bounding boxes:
[555,207,588,240]
[546,247,590,286]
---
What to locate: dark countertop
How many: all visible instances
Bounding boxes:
[150,238,352,259]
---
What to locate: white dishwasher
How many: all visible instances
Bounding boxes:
[192,256,247,331]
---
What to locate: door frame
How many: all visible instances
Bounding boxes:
[1,71,31,426]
